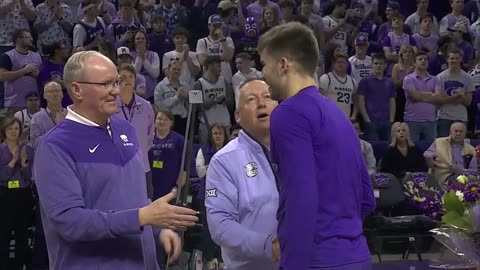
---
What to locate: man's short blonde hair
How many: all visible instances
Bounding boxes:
[257,22,319,76]
[63,51,105,94]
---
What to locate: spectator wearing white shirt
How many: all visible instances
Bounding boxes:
[405,0,439,35]
[154,60,189,135]
[232,53,262,108]
[72,0,107,51]
[162,27,201,90]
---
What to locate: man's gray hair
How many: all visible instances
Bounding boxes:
[238,78,266,91]
[63,51,107,92]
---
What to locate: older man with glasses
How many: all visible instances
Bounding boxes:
[33,51,198,270]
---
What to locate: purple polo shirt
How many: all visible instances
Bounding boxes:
[403,71,441,122]
[246,0,283,23]
[357,75,396,123]
[113,94,155,173]
[33,108,160,270]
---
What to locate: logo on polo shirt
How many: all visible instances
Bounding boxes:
[120,134,134,147]
[205,188,217,198]
[245,162,258,178]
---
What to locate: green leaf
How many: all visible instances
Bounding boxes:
[443,191,465,215]
[442,211,472,231]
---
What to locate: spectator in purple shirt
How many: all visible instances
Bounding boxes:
[358,53,396,141]
[412,13,439,57]
[403,51,443,142]
[38,42,72,108]
[258,22,375,270]
[0,117,34,270]
[33,51,198,270]
[105,0,146,48]
[377,2,413,43]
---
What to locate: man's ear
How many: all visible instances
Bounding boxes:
[235,110,240,124]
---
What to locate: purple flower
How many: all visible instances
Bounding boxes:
[464,183,480,203]
[446,182,466,192]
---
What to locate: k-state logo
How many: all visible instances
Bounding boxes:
[120,134,134,147]
[245,162,258,178]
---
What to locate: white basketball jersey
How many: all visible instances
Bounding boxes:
[320,72,357,117]
[348,55,372,82]
[323,16,348,53]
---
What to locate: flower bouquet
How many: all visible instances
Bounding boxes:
[404,174,480,268]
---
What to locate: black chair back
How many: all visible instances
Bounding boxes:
[403,172,441,192]
[371,173,404,209]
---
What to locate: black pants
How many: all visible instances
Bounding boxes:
[0,187,34,270]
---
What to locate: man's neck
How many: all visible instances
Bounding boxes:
[449,66,462,74]
[174,45,183,52]
[156,129,169,139]
[204,73,218,82]
[47,104,62,113]
[84,14,96,23]
[333,70,346,78]
[419,29,431,37]
[415,68,427,77]
[257,0,268,6]
[28,107,40,114]
[154,30,165,36]
[51,56,63,64]
[373,72,384,79]
[452,10,462,17]
[416,9,427,16]
[239,67,251,75]
[121,91,134,105]
[393,28,403,35]
[355,53,366,60]
[120,15,132,23]
[71,105,109,126]
[15,46,28,54]
[285,74,317,98]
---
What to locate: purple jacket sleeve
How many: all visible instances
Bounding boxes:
[34,142,143,242]
[270,107,317,270]
[205,156,274,259]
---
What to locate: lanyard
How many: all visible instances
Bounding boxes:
[46,110,57,126]
[121,105,135,122]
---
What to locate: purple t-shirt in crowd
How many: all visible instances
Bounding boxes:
[412,33,439,54]
[149,130,184,199]
[357,75,397,123]
[402,71,441,122]
[38,60,73,108]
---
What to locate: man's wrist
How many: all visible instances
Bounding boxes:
[138,206,149,227]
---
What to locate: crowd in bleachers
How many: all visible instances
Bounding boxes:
[2,0,480,268]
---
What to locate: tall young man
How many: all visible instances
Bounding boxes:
[258,22,375,270]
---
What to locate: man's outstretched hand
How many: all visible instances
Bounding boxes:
[139,189,198,230]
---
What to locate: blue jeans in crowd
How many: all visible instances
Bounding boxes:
[364,121,391,141]
[406,121,436,143]
[437,119,467,138]
[0,46,13,110]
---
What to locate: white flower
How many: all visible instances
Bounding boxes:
[457,175,468,184]
[456,190,465,202]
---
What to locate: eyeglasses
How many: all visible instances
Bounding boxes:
[75,79,125,90]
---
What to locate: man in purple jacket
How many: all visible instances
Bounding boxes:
[258,22,376,270]
[33,51,198,270]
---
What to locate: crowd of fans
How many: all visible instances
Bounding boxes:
[2,0,480,268]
